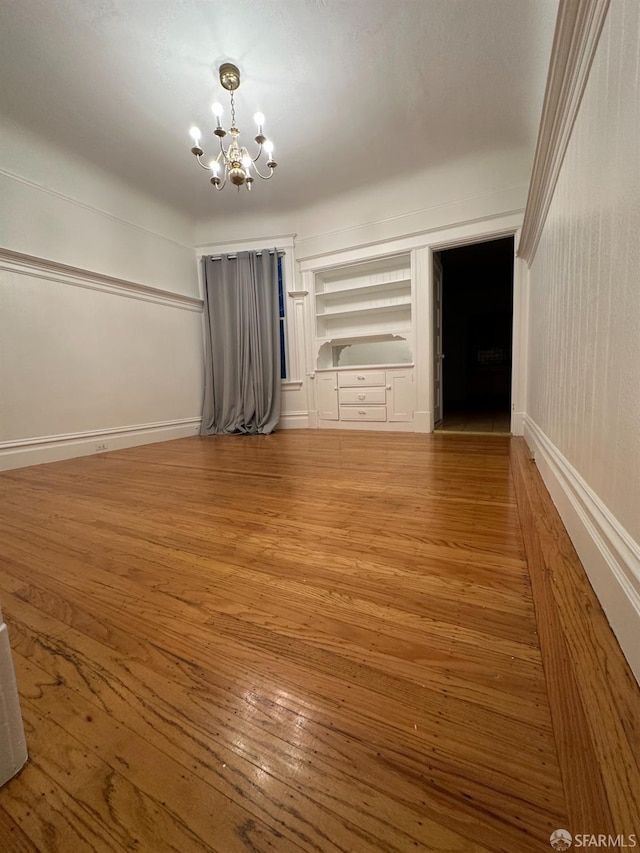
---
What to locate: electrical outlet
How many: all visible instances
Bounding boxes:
[94,442,108,452]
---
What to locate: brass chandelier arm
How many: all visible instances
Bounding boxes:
[195,154,212,171]
[251,162,275,180]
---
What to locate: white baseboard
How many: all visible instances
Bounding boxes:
[524,415,640,684]
[278,412,310,429]
[413,411,432,433]
[511,411,525,435]
[0,418,202,471]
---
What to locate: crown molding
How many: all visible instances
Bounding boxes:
[0,247,203,312]
[518,0,610,266]
[194,234,297,255]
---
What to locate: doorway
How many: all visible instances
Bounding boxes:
[433,237,514,433]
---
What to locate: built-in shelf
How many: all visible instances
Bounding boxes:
[316,301,411,320]
[316,277,411,299]
[316,363,415,372]
[314,252,414,371]
[316,330,412,346]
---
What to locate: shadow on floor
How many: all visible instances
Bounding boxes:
[435,408,511,434]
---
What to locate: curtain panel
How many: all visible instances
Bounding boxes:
[200,250,281,435]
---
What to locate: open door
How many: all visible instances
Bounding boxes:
[433,255,443,426]
[434,237,513,433]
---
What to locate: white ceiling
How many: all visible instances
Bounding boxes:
[0,0,558,221]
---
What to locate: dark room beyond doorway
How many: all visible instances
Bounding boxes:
[435,237,514,433]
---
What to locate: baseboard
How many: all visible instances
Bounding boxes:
[523,415,640,683]
[413,411,432,433]
[278,412,310,429]
[511,410,525,436]
[0,418,202,471]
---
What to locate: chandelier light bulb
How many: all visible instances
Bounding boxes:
[264,140,273,155]
[253,112,265,127]
[189,126,201,143]
[209,160,220,175]
[211,102,224,118]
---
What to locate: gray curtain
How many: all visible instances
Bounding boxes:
[200,250,281,435]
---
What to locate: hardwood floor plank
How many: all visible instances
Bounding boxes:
[0,806,39,853]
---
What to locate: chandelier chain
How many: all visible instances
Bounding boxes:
[230,90,237,128]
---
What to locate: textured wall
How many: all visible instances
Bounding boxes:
[528,0,640,542]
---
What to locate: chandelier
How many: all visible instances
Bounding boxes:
[189,63,277,192]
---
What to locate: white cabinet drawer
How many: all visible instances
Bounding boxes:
[339,405,387,422]
[338,370,386,388]
[338,387,386,405]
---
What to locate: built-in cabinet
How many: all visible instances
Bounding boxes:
[307,252,417,431]
[315,366,415,429]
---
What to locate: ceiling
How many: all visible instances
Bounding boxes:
[0,0,558,222]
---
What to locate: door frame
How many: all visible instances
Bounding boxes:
[432,255,444,426]
[424,227,525,435]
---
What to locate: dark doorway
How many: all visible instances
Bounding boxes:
[435,236,514,433]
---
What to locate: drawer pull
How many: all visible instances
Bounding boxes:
[358,393,366,400]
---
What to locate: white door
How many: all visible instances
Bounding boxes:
[388,370,414,422]
[433,257,444,425]
[317,373,339,420]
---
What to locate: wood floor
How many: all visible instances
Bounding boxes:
[0,431,638,852]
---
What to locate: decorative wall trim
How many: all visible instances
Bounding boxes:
[511,411,525,436]
[0,248,203,312]
[278,412,309,429]
[195,234,297,255]
[0,167,192,251]
[295,191,527,262]
[523,415,640,683]
[413,411,432,434]
[297,211,525,272]
[518,0,610,265]
[0,418,202,472]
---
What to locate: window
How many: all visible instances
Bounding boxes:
[277,256,287,379]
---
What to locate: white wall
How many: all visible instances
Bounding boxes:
[525,0,640,679]
[0,118,203,469]
[195,147,531,261]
